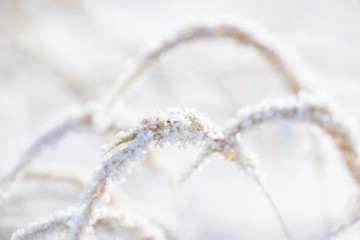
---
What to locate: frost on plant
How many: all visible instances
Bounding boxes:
[3,17,360,240]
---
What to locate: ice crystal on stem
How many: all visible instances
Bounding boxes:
[184,92,360,188]
[69,108,223,239]
[6,19,360,240]
[3,20,319,206]
[10,93,360,240]
[11,208,74,240]
[11,207,171,240]
[326,214,360,240]
[70,106,296,240]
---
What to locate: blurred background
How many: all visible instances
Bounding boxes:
[1,0,360,239]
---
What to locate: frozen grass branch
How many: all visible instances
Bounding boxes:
[6,19,360,240]
[11,208,171,240]
[70,107,293,239]
[3,20,318,205]
[103,21,317,114]
[11,209,73,240]
[68,108,224,239]
[14,92,360,239]
[326,214,360,240]
[184,92,360,188]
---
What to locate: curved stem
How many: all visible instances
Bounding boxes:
[102,22,313,115]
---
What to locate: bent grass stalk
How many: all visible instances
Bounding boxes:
[10,94,360,239]
[184,92,360,187]
[6,21,357,240]
[11,208,171,240]
[68,108,224,240]
[103,21,315,114]
[1,20,315,205]
[10,108,223,240]
[73,92,360,240]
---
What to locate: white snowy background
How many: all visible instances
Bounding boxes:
[1,0,360,239]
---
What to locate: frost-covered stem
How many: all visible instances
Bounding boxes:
[0,107,93,203]
[11,209,72,240]
[226,92,360,185]
[11,208,172,240]
[69,108,223,239]
[185,92,360,187]
[180,151,212,185]
[179,93,360,238]
[70,172,112,240]
[103,21,314,113]
[326,214,360,240]
[8,20,316,198]
[178,112,294,239]
[100,21,319,168]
